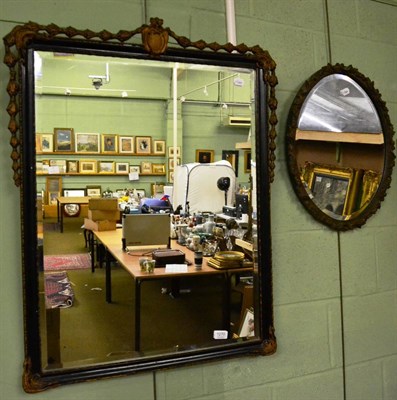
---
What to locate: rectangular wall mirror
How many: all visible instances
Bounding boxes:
[3,18,278,391]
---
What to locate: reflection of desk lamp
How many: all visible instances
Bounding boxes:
[217,177,230,206]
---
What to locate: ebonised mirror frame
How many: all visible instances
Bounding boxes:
[286,64,395,231]
[4,18,278,392]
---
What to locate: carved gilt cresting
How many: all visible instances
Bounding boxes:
[4,18,278,392]
[3,17,278,187]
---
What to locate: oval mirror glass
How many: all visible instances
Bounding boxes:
[286,64,395,230]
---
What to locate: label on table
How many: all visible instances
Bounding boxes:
[165,264,188,273]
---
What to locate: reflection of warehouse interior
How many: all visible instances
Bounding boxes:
[36,52,258,369]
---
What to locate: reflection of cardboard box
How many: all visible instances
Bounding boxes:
[84,218,116,231]
[88,198,118,211]
[88,209,119,221]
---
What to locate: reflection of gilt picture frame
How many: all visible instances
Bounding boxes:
[140,161,152,174]
[66,160,79,173]
[79,160,97,173]
[98,161,115,173]
[119,136,134,153]
[86,185,102,197]
[101,134,118,154]
[152,163,165,174]
[244,151,251,173]
[135,136,152,154]
[168,146,181,157]
[196,149,214,163]
[116,162,129,174]
[302,162,358,217]
[359,170,381,209]
[36,133,53,153]
[153,140,166,155]
[75,133,100,153]
[54,128,74,152]
[222,150,239,176]
[238,308,255,338]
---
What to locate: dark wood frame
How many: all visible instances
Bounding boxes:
[54,128,74,152]
[3,18,278,392]
[286,63,395,231]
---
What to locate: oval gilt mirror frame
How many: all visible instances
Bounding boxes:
[286,63,395,231]
[3,19,278,391]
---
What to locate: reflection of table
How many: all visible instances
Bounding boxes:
[92,229,252,351]
[56,196,90,232]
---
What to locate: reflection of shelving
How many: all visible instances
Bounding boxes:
[296,129,384,145]
[37,172,166,176]
[37,152,164,156]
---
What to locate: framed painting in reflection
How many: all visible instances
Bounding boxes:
[119,136,134,153]
[303,162,358,217]
[54,128,74,152]
[36,133,53,153]
[222,150,239,176]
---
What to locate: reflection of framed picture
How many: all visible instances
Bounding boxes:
[168,170,174,183]
[86,186,101,197]
[48,192,59,205]
[63,188,86,197]
[151,183,165,196]
[116,162,129,174]
[98,161,115,173]
[153,140,166,154]
[135,136,152,154]
[129,165,140,174]
[46,176,62,193]
[75,133,100,153]
[86,185,102,197]
[222,150,239,176]
[101,134,118,153]
[135,189,146,198]
[238,308,255,338]
[152,163,165,174]
[66,160,79,173]
[168,157,181,170]
[303,162,357,217]
[196,149,214,163]
[244,151,251,173]
[36,133,53,153]
[119,136,134,153]
[79,160,97,173]
[140,161,152,174]
[168,146,181,157]
[359,170,381,209]
[49,159,67,173]
[54,128,74,152]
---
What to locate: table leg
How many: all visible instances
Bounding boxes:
[60,203,64,233]
[105,249,112,303]
[89,231,95,273]
[222,273,232,335]
[135,279,142,352]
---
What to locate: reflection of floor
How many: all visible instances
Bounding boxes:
[41,217,242,370]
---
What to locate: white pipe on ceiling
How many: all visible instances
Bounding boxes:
[225,0,237,45]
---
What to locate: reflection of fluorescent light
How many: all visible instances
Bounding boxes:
[340,87,350,96]
[304,113,342,132]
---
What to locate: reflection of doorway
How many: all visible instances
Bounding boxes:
[222,150,239,176]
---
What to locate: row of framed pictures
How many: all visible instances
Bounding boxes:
[36,128,179,156]
[36,159,166,175]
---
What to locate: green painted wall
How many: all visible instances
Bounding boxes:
[0,1,396,400]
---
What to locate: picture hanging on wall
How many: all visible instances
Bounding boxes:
[86,185,102,198]
[168,146,181,157]
[222,150,239,176]
[119,136,134,153]
[140,161,152,174]
[153,140,166,155]
[196,149,214,164]
[36,133,53,153]
[152,163,166,174]
[244,151,251,173]
[79,160,97,173]
[168,157,181,170]
[98,161,115,174]
[101,134,118,154]
[168,170,174,183]
[129,165,140,174]
[54,128,74,152]
[116,162,129,174]
[66,160,79,173]
[135,136,152,154]
[75,133,100,153]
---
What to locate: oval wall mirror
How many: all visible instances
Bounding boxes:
[3,19,278,391]
[286,64,395,231]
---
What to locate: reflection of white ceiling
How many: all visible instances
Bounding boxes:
[298,74,382,133]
